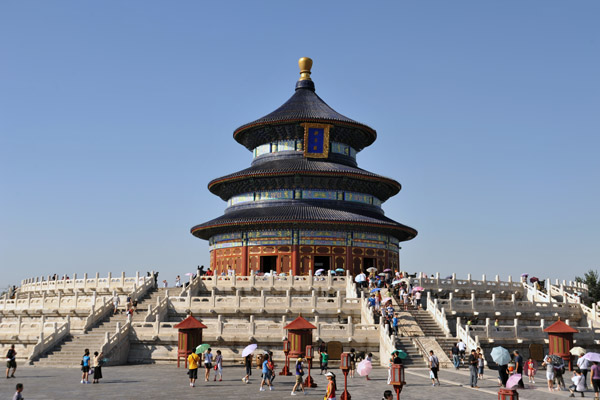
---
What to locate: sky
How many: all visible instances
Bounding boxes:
[1,1,599,288]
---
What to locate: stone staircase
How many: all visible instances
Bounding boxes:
[33,287,165,367]
[393,337,427,367]
[34,315,123,367]
[410,308,455,356]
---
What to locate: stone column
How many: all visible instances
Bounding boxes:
[242,242,249,276]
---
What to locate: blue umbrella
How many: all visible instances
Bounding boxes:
[370,288,381,293]
[392,280,402,285]
[490,346,511,365]
[335,268,345,273]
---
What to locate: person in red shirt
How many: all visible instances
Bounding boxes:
[324,372,336,399]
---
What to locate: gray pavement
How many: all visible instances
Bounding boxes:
[0,364,587,399]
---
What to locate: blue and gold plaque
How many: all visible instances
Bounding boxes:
[302,123,331,158]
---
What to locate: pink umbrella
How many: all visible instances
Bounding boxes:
[413,286,424,292]
[506,373,521,389]
[382,297,392,304]
[356,359,372,376]
[184,272,194,276]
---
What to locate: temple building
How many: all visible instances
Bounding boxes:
[191,58,417,276]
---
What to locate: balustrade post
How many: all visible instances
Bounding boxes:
[508,275,513,283]
[566,319,570,326]
[136,271,140,282]
[17,316,22,334]
[74,291,79,308]
[286,290,291,308]
[95,272,99,288]
[471,293,476,310]
[155,315,160,336]
[467,273,472,283]
[495,274,499,282]
[336,290,342,308]
[260,290,266,309]
[217,315,223,336]
[249,315,255,335]
[147,304,153,319]
[482,274,486,282]
[107,272,112,289]
[348,315,354,338]
[315,316,320,340]
[83,273,88,289]
[187,290,191,308]
[540,319,545,329]
[511,293,516,305]
[485,318,490,336]
[452,273,456,281]
[27,293,31,309]
[42,291,46,309]
[514,318,518,338]
[311,290,317,308]
[211,289,216,307]
[435,272,440,286]
[491,293,496,307]
[121,271,125,287]
[235,289,241,309]
[308,270,313,290]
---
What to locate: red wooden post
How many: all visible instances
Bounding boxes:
[339,352,351,400]
[304,345,317,388]
[280,339,292,376]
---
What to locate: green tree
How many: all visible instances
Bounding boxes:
[575,269,600,304]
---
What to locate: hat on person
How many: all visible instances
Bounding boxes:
[297,357,303,361]
[324,372,335,377]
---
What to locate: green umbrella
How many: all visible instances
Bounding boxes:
[195,343,210,354]
[391,349,408,359]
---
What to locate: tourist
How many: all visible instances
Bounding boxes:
[514,350,524,388]
[542,356,555,391]
[112,294,120,314]
[81,349,91,384]
[268,351,277,383]
[349,348,356,378]
[126,295,132,310]
[204,348,213,382]
[162,279,168,288]
[320,348,329,374]
[242,354,252,383]
[527,357,536,384]
[569,369,585,397]
[498,363,509,387]
[468,349,479,388]
[324,372,336,400]
[392,314,399,336]
[591,361,600,399]
[451,343,460,369]
[132,298,138,313]
[187,350,200,387]
[457,339,466,365]
[214,350,223,381]
[578,354,591,389]
[5,344,17,378]
[477,351,485,379]
[429,350,440,386]
[12,383,23,400]
[414,289,422,309]
[317,341,326,371]
[259,354,273,391]
[175,275,181,287]
[555,360,567,391]
[92,351,103,383]
[382,389,393,400]
[495,318,500,331]
[365,353,373,381]
[291,357,305,395]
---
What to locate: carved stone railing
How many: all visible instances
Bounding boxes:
[456,316,480,351]
[19,272,152,293]
[101,320,131,365]
[411,273,524,293]
[82,297,114,332]
[425,292,452,337]
[193,271,347,293]
[131,317,379,344]
[27,320,70,363]
[523,283,550,303]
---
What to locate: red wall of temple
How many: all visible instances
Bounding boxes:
[210,245,399,276]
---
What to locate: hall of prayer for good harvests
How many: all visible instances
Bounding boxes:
[191,58,417,276]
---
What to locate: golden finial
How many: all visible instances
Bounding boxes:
[298,57,313,81]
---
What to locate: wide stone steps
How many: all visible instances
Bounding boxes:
[394,338,427,368]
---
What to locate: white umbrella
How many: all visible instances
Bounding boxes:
[242,344,257,357]
[366,267,377,273]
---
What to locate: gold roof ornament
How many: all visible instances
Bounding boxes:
[298,57,313,81]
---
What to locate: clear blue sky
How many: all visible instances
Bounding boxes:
[1,1,599,288]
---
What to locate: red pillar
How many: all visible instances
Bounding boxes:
[291,244,299,276]
[346,246,352,274]
[241,245,249,276]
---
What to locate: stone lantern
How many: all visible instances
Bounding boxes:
[173,315,207,368]
[544,318,578,370]
[283,315,317,359]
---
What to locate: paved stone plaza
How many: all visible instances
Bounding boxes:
[0,365,584,399]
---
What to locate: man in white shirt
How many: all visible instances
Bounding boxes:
[457,340,467,364]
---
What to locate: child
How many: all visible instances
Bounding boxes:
[81,349,91,384]
[320,349,329,374]
[324,372,337,399]
[365,353,373,381]
[291,357,306,395]
[214,350,223,381]
[569,369,585,397]
[527,357,536,384]
[13,383,23,400]
[478,352,485,379]
[259,354,273,391]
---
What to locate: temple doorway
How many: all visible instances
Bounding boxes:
[260,256,277,273]
[363,257,376,273]
[314,256,330,273]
